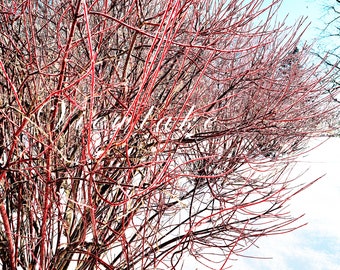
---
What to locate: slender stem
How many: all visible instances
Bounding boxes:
[0,203,16,270]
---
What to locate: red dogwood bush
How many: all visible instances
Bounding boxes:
[0,0,337,269]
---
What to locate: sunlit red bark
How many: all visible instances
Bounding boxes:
[0,0,337,269]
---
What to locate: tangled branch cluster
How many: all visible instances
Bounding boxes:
[0,0,337,269]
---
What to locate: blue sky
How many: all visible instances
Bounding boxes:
[275,0,338,51]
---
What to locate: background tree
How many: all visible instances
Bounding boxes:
[316,1,340,136]
[0,0,337,269]
[314,0,340,105]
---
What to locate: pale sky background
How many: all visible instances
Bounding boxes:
[231,0,340,269]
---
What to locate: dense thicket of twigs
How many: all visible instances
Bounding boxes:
[0,0,337,269]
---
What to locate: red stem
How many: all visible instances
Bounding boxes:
[0,202,16,270]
